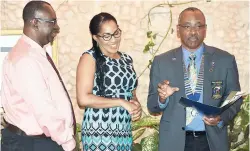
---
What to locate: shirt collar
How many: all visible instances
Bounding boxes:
[182,43,204,62]
[21,34,47,57]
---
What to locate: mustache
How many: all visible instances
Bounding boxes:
[188,35,198,40]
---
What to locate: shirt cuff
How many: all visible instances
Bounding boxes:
[158,97,169,109]
[61,137,76,151]
[217,120,224,128]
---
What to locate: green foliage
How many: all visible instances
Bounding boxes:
[132,131,159,151]
[229,95,249,151]
[141,132,159,151]
[143,31,157,54]
[132,143,142,151]
[76,123,82,151]
[132,116,160,131]
[146,31,153,38]
[131,116,160,151]
[133,128,146,141]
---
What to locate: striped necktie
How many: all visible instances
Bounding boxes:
[188,53,197,93]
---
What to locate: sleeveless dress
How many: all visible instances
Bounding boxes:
[81,49,137,151]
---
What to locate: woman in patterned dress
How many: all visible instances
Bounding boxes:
[76,12,142,151]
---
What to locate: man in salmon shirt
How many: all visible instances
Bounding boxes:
[1,1,76,151]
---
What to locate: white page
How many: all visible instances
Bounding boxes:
[220,91,245,107]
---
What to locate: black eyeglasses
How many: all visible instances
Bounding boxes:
[178,24,206,31]
[34,18,57,25]
[97,28,122,41]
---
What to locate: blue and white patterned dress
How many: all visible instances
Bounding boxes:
[81,49,137,151]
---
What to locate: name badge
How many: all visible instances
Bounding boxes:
[211,81,223,99]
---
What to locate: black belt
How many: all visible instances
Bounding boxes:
[186,131,206,137]
[4,119,47,138]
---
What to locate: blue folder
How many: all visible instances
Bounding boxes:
[179,91,244,116]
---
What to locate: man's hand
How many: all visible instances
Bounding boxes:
[158,80,179,103]
[130,99,142,121]
[203,115,221,126]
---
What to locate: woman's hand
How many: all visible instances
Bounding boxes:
[130,99,142,121]
[120,99,138,115]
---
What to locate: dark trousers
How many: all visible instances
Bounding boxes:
[1,128,64,151]
[184,134,210,151]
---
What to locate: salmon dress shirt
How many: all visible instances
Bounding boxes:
[1,35,75,151]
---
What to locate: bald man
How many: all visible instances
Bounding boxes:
[147,7,242,151]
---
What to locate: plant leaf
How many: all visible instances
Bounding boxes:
[132,116,160,131]
[147,31,153,38]
[152,33,157,39]
[148,59,153,68]
[76,123,82,132]
[229,95,250,149]
[132,143,142,151]
[141,132,159,151]
[243,125,249,139]
[133,128,146,141]
[143,44,150,53]
[148,41,155,47]
[171,28,174,34]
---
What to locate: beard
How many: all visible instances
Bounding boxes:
[185,36,203,50]
[187,41,200,49]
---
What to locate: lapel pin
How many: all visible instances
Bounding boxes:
[211,61,215,66]
[209,61,215,72]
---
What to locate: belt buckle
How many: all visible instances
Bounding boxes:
[193,131,198,137]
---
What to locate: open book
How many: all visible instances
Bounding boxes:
[179,91,245,116]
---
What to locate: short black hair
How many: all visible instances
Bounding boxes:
[178,7,205,23]
[22,1,51,23]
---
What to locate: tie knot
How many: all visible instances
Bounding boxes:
[46,52,53,62]
[189,53,196,61]
[46,52,50,58]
